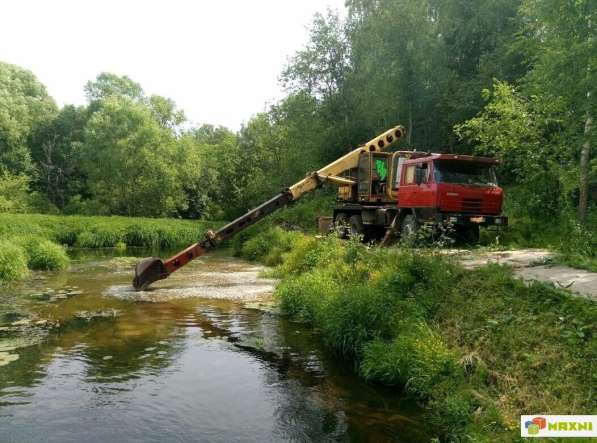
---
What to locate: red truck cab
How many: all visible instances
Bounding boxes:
[397,154,507,240]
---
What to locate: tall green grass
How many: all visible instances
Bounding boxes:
[0,213,221,283]
[239,226,596,441]
[16,237,70,271]
[0,213,218,249]
[0,240,29,282]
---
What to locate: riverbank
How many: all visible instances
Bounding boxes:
[0,213,218,283]
[237,227,596,442]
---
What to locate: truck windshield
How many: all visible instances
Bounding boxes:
[434,160,497,186]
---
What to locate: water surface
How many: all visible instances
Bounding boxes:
[0,250,425,442]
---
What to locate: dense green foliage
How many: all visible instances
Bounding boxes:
[0,0,593,227]
[238,228,596,441]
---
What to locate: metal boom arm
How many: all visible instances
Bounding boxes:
[132,125,405,290]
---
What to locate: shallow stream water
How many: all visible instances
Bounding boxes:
[0,249,425,442]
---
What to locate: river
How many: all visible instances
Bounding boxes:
[0,250,426,442]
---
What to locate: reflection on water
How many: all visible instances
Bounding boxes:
[0,249,426,442]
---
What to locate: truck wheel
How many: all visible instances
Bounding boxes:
[461,225,480,244]
[334,213,349,239]
[349,215,364,239]
[453,225,480,245]
[400,214,418,243]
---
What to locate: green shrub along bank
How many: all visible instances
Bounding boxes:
[237,227,596,442]
[0,213,220,283]
[0,213,217,249]
[0,240,30,282]
[0,237,68,283]
[16,237,70,271]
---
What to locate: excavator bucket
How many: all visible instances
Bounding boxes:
[133,257,169,291]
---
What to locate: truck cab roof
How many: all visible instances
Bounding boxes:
[404,153,499,164]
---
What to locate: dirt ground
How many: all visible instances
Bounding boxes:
[456,249,597,300]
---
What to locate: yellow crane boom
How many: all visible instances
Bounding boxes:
[132,125,406,290]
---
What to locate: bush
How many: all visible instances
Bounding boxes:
[22,238,70,271]
[239,227,302,266]
[277,235,345,276]
[361,322,461,397]
[0,240,29,282]
[427,391,476,441]
[277,266,342,321]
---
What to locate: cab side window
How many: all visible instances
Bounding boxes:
[404,165,416,184]
[418,163,429,184]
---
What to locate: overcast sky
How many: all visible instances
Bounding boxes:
[0,0,346,130]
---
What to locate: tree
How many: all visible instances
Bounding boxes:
[0,61,57,175]
[455,81,569,218]
[281,10,350,101]
[148,95,186,130]
[29,105,89,209]
[84,72,144,103]
[346,0,449,148]
[81,96,184,216]
[519,0,595,222]
[0,172,31,213]
[176,125,240,219]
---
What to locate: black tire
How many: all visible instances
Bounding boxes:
[369,226,387,242]
[400,214,418,242]
[349,214,364,239]
[334,213,349,239]
[456,225,480,244]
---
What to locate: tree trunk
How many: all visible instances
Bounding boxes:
[578,111,592,224]
[579,17,593,224]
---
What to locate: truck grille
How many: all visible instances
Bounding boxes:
[461,198,482,213]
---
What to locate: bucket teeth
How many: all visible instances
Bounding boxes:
[133,257,168,291]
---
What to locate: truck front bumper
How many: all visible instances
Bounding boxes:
[436,213,508,227]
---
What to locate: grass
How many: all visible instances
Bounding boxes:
[481,213,597,271]
[238,226,596,442]
[17,237,70,271]
[0,213,218,249]
[0,213,221,283]
[0,240,29,282]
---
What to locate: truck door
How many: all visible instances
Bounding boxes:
[398,161,434,210]
[398,163,418,207]
[416,162,436,209]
